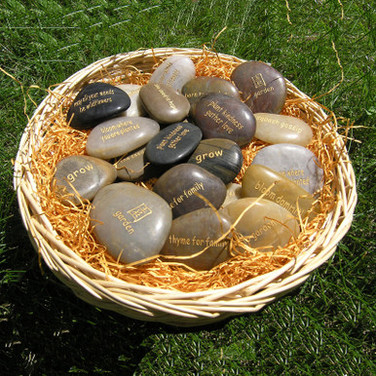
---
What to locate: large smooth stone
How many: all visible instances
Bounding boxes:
[53,155,117,205]
[149,55,196,92]
[187,138,243,184]
[86,116,160,160]
[161,208,232,270]
[139,83,190,124]
[91,183,172,264]
[252,144,324,193]
[145,122,202,166]
[222,183,242,207]
[254,113,313,146]
[153,164,227,218]
[242,164,314,218]
[222,197,300,250]
[182,76,240,115]
[117,84,146,117]
[193,93,256,146]
[67,82,131,130]
[231,61,287,114]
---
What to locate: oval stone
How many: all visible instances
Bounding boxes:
[252,144,324,193]
[149,55,196,92]
[193,93,256,146]
[222,183,242,207]
[187,138,243,184]
[140,83,190,124]
[67,82,131,130]
[230,61,287,114]
[222,197,300,250]
[86,116,160,160]
[153,164,227,218]
[91,182,172,264]
[182,76,240,115]
[117,84,146,117]
[161,208,232,270]
[254,113,313,146]
[145,122,202,166]
[242,164,314,219]
[53,155,117,205]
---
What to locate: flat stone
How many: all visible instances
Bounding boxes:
[161,208,232,270]
[145,122,202,166]
[193,93,256,146]
[140,83,190,124]
[252,143,324,193]
[53,155,117,205]
[222,183,242,207]
[182,76,240,115]
[117,84,146,117]
[86,116,160,160]
[222,197,300,250]
[254,113,313,146]
[91,182,172,264]
[67,82,131,130]
[187,138,243,184]
[242,164,314,218]
[231,61,287,114]
[153,164,227,218]
[149,55,196,92]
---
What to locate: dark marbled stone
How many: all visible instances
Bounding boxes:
[193,93,256,146]
[91,182,172,264]
[153,164,227,218]
[161,208,232,270]
[67,82,131,130]
[231,61,287,114]
[187,138,243,184]
[145,122,202,166]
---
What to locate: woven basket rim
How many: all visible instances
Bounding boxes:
[13,47,357,326]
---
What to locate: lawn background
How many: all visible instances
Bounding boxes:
[1,0,375,375]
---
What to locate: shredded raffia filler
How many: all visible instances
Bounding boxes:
[25,48,348,293]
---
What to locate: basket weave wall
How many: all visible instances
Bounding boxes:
[13,48,357,327]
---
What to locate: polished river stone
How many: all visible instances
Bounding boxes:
[160,208,232,270]
[254,113,313,146]
[242,164,314,218]
[149,55,196,92]
[187,138,243,184]
[53,155,117,205]
[252,143,324,193]
[116,147,148,181]
[222,183,242,207]
[193,93,256,146]
[91,182,172,264]
[67,82,131,130]
[153,164,227,218]
[222,197,300,250]
[117,84,146,117]
[145,122,202,166]
[140,83,190,124]
[231,61,287,114]
[86,116,160,160]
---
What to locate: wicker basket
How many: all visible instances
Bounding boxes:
[13,48,357,327]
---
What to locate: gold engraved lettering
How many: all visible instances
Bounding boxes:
[113,210,135,234]
[251,220,277,242]
[168,234,228,248]
[67,163,94,183]
[166,69,180,86]
[154,84,177,110]
[195,150,223,164]
[257,115,303,134]
[127,203,152,222]
[254,86,275,99]
[100,122,141,142]
[169,182,205,209]
[251,73,266,88]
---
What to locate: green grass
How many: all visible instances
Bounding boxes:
[1,0,375,375]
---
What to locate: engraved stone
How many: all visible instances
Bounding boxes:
[222,197,300,250]
[139,83,190,124]
[242,164,314,218]
[193,93,256,146]
[222,183,242,207]
[91,183,172,264]
[67,82,131,130]
[153,164,227,218]
[254,113,313,146]
[252,143,324,193]
[145,122,202,166]
[149,55,196,92]
[231,60,287,114]
[117,84,146,117]
[86,116,160,160]
[53,155,117,205]
[161,208,232,270]
[187,138,243,184]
